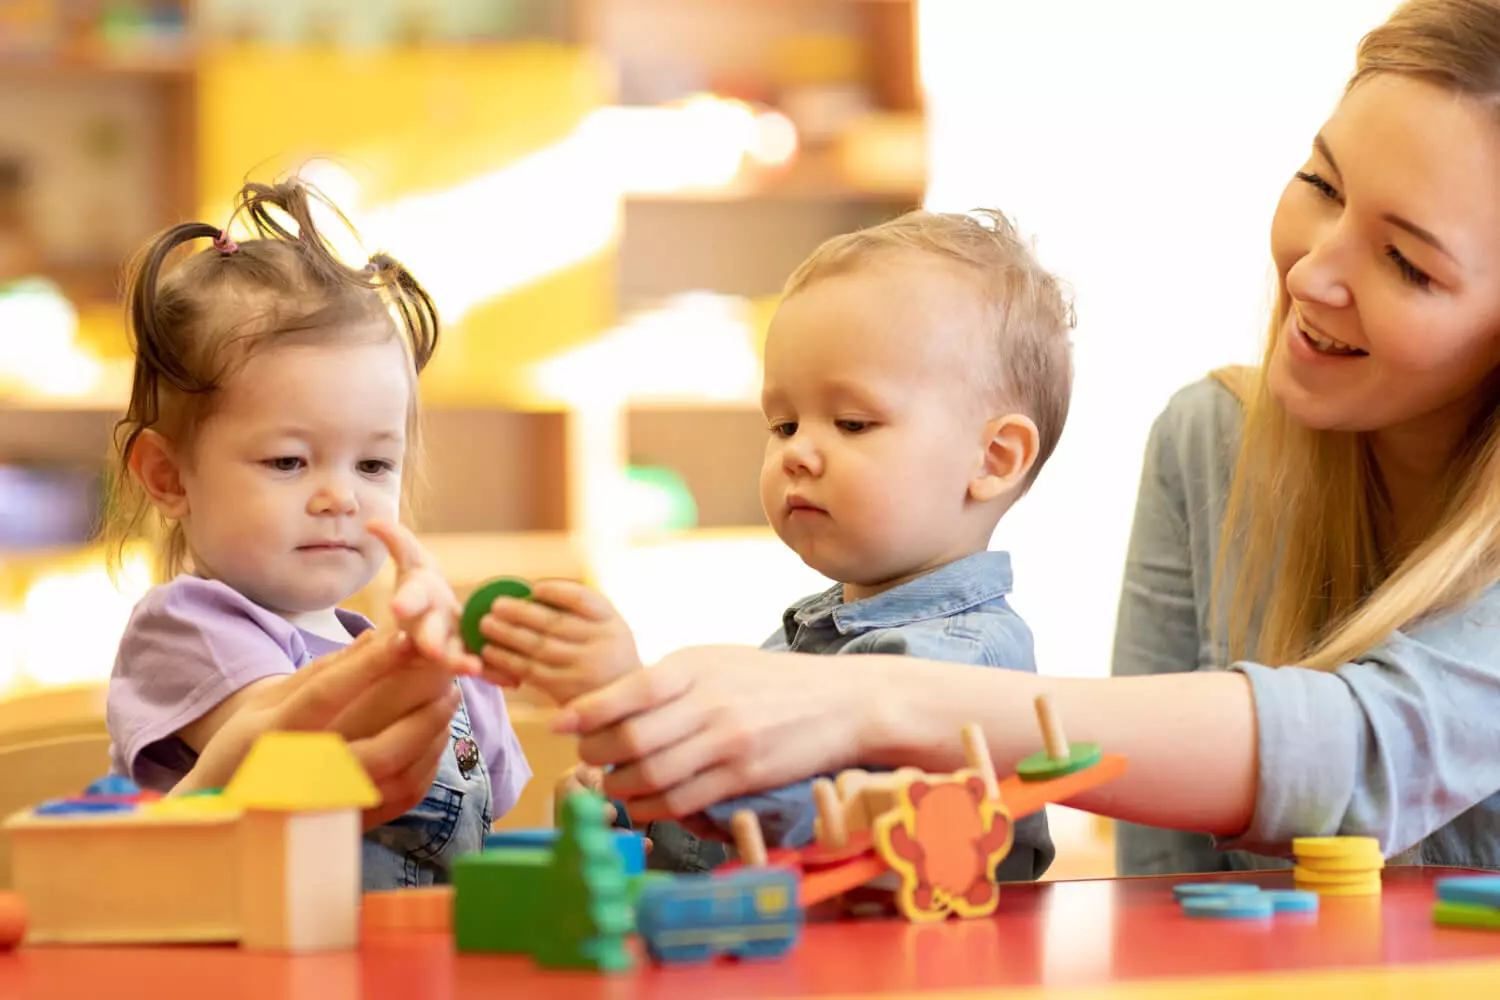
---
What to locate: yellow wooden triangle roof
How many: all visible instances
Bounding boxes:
[223,732,379,811]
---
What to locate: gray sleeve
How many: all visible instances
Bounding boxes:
[1226,597,1500,857]
[1110,386,1227,875]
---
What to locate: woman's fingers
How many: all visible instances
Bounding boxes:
[553,658,695,735]
[608,764,742,824]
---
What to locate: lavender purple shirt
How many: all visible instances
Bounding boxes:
[106,575,531,818]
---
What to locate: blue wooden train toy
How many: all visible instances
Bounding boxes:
[635,867,802,964]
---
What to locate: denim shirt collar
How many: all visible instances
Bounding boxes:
[783,550,1014,639]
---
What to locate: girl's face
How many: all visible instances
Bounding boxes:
[175,337,410,619]
[1267,73,1500,444]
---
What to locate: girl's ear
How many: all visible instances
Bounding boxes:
[128,429,190,519]
[969,414,1040,503]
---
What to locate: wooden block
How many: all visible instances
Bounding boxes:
[361,886,453,934]
[7,809,241,944]
[240,810,361,952]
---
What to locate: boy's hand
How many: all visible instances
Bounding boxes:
[368,518,480,676]
[554,763,652,853]
[478,579,642,703]
[557,763,615,822]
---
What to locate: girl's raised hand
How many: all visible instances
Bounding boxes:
[368,518,480,676]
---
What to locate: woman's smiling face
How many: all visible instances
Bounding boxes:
[1267,72,1500,439]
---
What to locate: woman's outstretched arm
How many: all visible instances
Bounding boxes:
[558,646,1258,837]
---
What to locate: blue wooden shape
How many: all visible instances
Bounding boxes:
[35,798,135,816]
[636,867,802,965]
[1261,890,1319,913]
[83,776,139,797]
[1436,875,1500,909]
[1181,894,1274,920]
[1172,882,1262,901]
[483,827,645,875]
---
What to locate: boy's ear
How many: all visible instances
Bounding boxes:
[128,429,190,519]
[969,414,1040,503]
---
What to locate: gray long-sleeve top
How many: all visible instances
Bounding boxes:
[1112,374,1500,875]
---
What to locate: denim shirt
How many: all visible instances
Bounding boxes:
[657,551,1055,882]
[1113,374,1500,876]
[361,682,494,889]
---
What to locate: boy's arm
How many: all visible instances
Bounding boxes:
[692,780,824,848]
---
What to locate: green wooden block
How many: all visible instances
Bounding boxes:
[539,791,635,972]
[453,847,554,954]
[1434,900,1500,930]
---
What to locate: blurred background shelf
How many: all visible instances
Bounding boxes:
[0,0,1129,877]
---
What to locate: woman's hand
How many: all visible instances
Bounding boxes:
[553,644,868,822]
[368,518,480,676]
[178,630,461,830]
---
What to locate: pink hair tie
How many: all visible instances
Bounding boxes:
[213,230,238,255]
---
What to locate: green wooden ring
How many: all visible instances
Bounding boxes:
[461,576,533,654]
[1016,742,1103,783]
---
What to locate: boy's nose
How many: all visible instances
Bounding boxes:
[781,439,822,477]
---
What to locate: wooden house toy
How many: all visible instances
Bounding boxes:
[3,731,377,950]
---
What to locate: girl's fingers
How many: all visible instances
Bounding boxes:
[367,518,430,574]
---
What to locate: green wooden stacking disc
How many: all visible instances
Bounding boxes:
[1016,741,1103,782]
[461,576,533,654]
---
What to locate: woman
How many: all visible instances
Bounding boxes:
[553,0,1500,872]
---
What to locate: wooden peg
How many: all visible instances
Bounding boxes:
[812,778,847,848]
[731,809,768,868]
[961,722,1001,801]
[1035,694,1070,761]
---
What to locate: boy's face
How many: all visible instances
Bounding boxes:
[759,255,995,598]
[175,337,409,618]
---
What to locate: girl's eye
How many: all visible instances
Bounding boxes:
[358,459,396,476]
[836,420,871,433]
[265,457,304,473]
[770,422,797,438]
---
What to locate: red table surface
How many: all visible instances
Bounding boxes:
[2,867,1498,999]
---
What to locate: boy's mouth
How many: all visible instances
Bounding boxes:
[786,495,827,515]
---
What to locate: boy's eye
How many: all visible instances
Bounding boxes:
[770,422,797,438]
[358,459,396,476]
[264,457,305,472]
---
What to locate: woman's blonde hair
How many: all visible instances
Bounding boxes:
[102,179,439,583]
[1217,0,1500,670]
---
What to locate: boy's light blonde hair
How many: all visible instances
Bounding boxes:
[782,208,1075,487]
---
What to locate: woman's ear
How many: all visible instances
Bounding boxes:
[128,429,190,519]
[969,414,1040,503]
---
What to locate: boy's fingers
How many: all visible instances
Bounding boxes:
[528,579,619,622]
[485,597,593,643]
[478,617,584,666]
